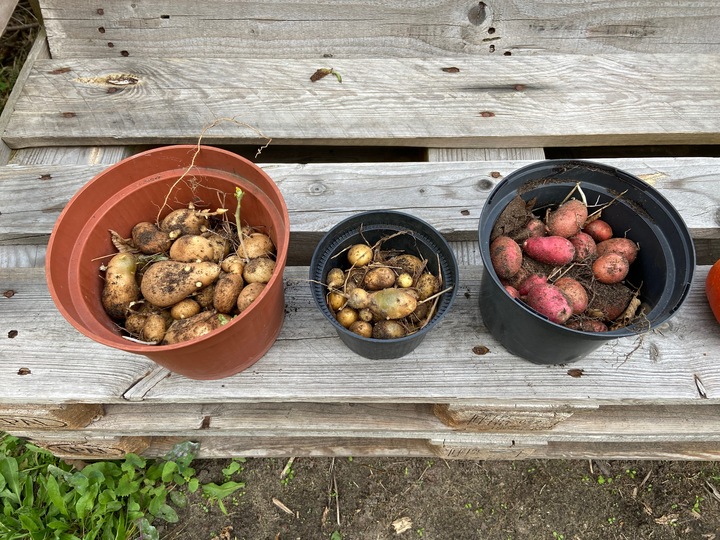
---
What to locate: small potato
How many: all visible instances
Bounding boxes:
[504,285,520,299]
[346,288,370,310]
[242,257,276,284]
[140,260,221,308]
[336,307,359,328]
[554,277,588,314]
[102,253,141,320]
[490,236,523,279]
[518,274,547,296]
[161,208,209,237]
[203,233,231,262]
[546,199,588,238]
[194,283,215,310]
[587,282,633,321]
[569,232,597,261]
[358,308,374,322]
[347,244,373,267]
[141,313,168,343]
[396,272,414,288]
[523,236,575,266]
[170,298,202,320]
[372,320,407,339]
[236,282,266,312]
[525,283,573,324]
[125,312,147,336]
[169,235,217,262]
[349,320,373,338]
[583,219,613,243]
[369,288,418,320]
[567,319,608,332]
[327,291,346,311]
[326,268,345,289]
[387,254,424,278]
[596,238,638,264]
[363,266,396,291]
[162,311,223,345]
[221,254,246,275]
[592,253,629,284]
[213,273,245,314]
[132,222,172,254]
[240,233,275,259]
[416,273,440,301]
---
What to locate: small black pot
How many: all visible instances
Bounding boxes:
[478,159,695,365]
[310,211,459,359]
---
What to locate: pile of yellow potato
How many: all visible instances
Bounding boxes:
[101,205,276,345]
[325,240,443,339]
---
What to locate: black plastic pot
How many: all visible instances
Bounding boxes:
[310,211,459,359]
[478,159,695,365]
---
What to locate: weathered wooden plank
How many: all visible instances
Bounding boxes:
[2,158,719,263]
[0,403,104,430]
[37,0,720,59]
[0,264,717,406]
[19,432,720,460]
[0,0,19,38]
[426,148,546,162]
[0,28,47,164]
[4,55,720,149]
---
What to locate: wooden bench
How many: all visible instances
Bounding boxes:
[1,1,720,460]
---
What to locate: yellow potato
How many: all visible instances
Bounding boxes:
[140,260,220,307]
[416,272,441,301]
[161,208,209,237]
[221,254,246,275]
[349,320,373,338]
[141,313,167,343]
[347,244,373,267]
[240,233,275,259]
[213,273,245,314]
[372,320,407,339]
[242,257,276,284]
[203,232,231,261]
[387,254,425,278]
[162,311,223,345]
[193,283,216,310]
[170,299,202,320]
[131,222,172,255]
[236,282,266,312]
[368,288,417,320]
[326,268,345,289]
[169,235,216,262]
[102,253,140,320]
[327,291,345,312]
[363,266,396,291]
[336,307,359,328]
[396,272,414,288]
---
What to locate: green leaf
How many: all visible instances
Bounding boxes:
[163,442,200,469]
[169,490,188,509]
[155,503,179,523]
[202,481,245,500]
[222,460,244,477]
[45,475,68,517]
[115,475,140,497]
[135,518,159,540]
[161,461,178,483]
[0,457,20,500]
[148,490,168,516]
[187,478,200,493]
[19,512,42,533]
[75,485,99,520]
[330,531,343,540]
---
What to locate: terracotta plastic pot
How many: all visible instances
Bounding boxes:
[310,211,459,359]
[46,145,290,379]
[478,159,694,364]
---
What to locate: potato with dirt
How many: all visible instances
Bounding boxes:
[525,282,573,325]
[523,236,575,266]
[132,222,173,254]
[162,311,225,345]
[140,260,221,308]
[545,199,588,238]
[102,253,141,320]
[490,236,523,279]
[161,207,209,238]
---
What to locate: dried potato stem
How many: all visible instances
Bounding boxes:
[584,189,628,226]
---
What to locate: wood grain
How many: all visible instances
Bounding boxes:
[2,158,719,263]
[4,55,720,149]
[0,264,717,406]
[37,0,720,59]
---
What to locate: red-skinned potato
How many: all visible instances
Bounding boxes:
[596,238,639,264]
[490,236,523,279]
[567,319,608,332]
[554,276,589,314]
[518,274,547,297]
[546,199,588,238]
[592,253,630,284]
[525,283,573,324]
[569,232,597,261]
[523,236,575,266]
[504,285,520,299]
[583,219,613,243]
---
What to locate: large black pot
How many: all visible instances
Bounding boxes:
[478,159,695,364]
